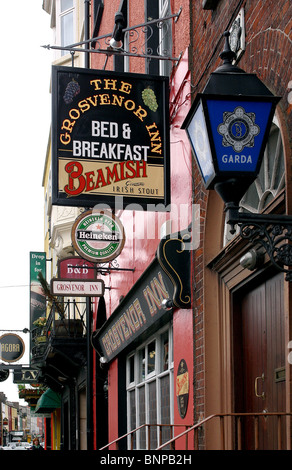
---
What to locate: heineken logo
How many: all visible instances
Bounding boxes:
[72,210,125,262]
[76,230,121,242]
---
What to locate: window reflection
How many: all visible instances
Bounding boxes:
[147,341,156,375]
[161,331,169,371]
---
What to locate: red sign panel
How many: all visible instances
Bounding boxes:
[58,257,96,280]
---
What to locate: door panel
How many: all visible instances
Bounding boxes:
[235,273,286,449]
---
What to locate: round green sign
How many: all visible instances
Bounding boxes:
[72,210,125,263]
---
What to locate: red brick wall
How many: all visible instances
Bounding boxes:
[189,0,292,424]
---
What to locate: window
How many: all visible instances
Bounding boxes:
[114,0,128,72]
[158,0,172,76]
[145,0,172,76]
[57,0,75,56]
[224,119,285,245]
[126,325,173,449]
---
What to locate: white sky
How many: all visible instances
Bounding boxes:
[0,2,52,403]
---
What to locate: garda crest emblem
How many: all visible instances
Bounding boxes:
[217,106,260,152]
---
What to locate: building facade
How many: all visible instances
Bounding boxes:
[188,0,292,450]
[34,0,292,451]
[87,0,193,451]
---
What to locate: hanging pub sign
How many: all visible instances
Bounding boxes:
[71,209,125,263]
[0,370,9,382]
[13,368,39,384]
[29,252,46,351]
[58,256,97,280]
[50,278,105,297]
[52,66,170,210]
[0,334,25,363]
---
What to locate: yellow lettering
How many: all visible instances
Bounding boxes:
[90,79,102,90]
[119,81,132,94]
[104,79,118,90]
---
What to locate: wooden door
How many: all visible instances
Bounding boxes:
[234,273,286,449]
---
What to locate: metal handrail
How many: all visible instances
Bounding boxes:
[99,423,192,451]
[99,412,292,451]
[157,412,292,450]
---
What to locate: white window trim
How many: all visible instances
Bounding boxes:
[126,324,174,449]
[55,0,76,57]
[158,0,172,76]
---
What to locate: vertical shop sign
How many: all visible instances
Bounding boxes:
[176,359,189,418]
[29,252,46,337]
[51,66,170,209]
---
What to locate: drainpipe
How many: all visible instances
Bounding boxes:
[84,0,90,68]
[86,296,93,450]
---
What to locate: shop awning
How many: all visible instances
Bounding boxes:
[35,388,61,414]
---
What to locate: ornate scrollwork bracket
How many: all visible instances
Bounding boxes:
[157,227,192,308]
[226,205,292,281]
[42,8,182,65]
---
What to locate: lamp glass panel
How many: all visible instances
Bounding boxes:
[185,101,215,185]
[206,99,273,174]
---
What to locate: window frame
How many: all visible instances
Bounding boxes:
[56,0,76,57]
[158,0,172,76]
[126,324,174,449]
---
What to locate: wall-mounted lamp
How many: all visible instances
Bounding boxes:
[240,249,264,271]
[162,298,173,310]
[99,356,108,365]
[109,12,125,49]
[183,32,292,281]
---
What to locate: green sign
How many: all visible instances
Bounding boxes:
[71,210,125,263]
[30,252,46,333]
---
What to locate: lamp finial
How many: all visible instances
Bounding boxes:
[219,31,236,64]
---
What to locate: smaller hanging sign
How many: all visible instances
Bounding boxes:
[13,368,39,384]
[58,257,96,280]
[0,334,25,363]
[0,370,9,382]
[176,359,189,419]
[71,210,125,263]
[50,278,105,297]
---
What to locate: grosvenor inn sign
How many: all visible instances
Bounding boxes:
[52,66,170,210]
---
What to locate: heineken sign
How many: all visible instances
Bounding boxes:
[72,210,125,262]
[52,66,170,209]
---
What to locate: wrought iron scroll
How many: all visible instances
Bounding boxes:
[42,8,182,64]
[227,210,292,281]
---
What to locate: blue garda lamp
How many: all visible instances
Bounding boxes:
[182,31,280,206]
[182,32,292,281]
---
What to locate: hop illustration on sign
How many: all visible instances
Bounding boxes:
[142,87,158,112]
[63,79,81,104]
